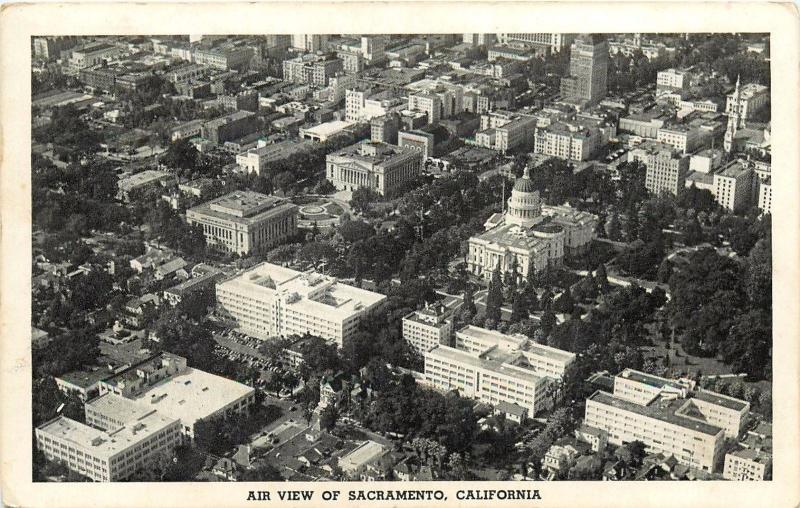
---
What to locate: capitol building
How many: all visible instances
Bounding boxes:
[467,167,598,281]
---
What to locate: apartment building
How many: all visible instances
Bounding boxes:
[724,448,772,481]
[291,34,329,53]
[477,112,537,154]
[533,122,602,161]
[326,140,423,196]
[405,79,465,124]
[407,92,443,125]
[35,408,181,482]
[713,160,753,212]
[401,304,454,353]
[656,68,692,94]
[68,43,121,70]
[424,326,575,418]
[235,140,314,175]
[345,87,400,123]
[370,113,400,144]
[216,263,386,346]
[757,178,772,215]
[33,36,78,61]
[584,369,749,473]
[462,33,497,47]
[629,141,690,196]
[186,191,297,255]
[282,54,343,86]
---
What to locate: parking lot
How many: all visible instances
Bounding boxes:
[212,328,297,392]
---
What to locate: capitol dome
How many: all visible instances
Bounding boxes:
[506,167,543,227]
[513,166,537,193]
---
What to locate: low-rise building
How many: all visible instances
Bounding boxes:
[186,191,298,255]
[397,129,435,158]
[216,263,386,346]
[534,122,602,161]
[201,111,259,146]
[55,367,115,402]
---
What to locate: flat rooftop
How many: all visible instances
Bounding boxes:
[118,170,171,192]
[220,263,386,320]
[716,160,750,179]
[618,368,684,390]
[588,390,723,436]
[339,440,386,470]
[57,367,114,389]
[301,120,354,138]
[131,368,254,427]
[86,392,153,423]
[37,412,177,459]
[693,389,749,411]
[188,190,297,225]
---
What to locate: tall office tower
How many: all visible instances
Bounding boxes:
[291,34,329,52]
[559,34,609,105]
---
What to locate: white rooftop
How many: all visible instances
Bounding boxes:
[130,367,254,428]
[220,262,386,320]
[37,412,177,458]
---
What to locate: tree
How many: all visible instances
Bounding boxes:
[485,265,504,323]
[553,287,575,314]
[273,171,295,194]
[461,284,477,320]
[161,138,200,171]
[540,311,556,335]
[656,259,673,283]
[350,187,380,215]
[746,237,771,311]
[240,462,283,481]
[595,263,610,292]
[606,212,622,241]
[510,293,528,324]
[319,404,338,432]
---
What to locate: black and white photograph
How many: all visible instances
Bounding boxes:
[23,30,779,486]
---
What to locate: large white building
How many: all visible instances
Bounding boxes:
[495,33,574,52]
[584,369,749,473]
[96,353,256,442]
[36,398,182,482]
[216,263,386,346]
[656,68,692,94]
[186,191,298,255]
[326,140,423,196]
[402,304,453,354]
[467,168,597,281]
[424,326,575,419]
[757,178,772,215]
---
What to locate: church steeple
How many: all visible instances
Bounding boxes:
[724,74,743,154]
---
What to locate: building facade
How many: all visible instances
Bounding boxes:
[584,369,749,473]
[559,34,609,105]
[186,191,298,255]
[713,160,753,212]
[216,263,386,346]
[629,141,690,196]
[326,140,423,196]
[467,168,597,281]
[401,304,453,353]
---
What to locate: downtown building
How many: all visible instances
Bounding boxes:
[35,403,181,482]
[533,122,604,161]
[325,140,423,196]
[495,33,574,52]
[96,353,256,442]
[186,190,298,255]
[402,303,454,354]
[424,326,575,421]
[216,263,386,346]
[282,53,343,86]
[476,111,537,154]
[629,140,690,196]
[559,34,609,106]
[584,369,750,473]
[467,168,597,281]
